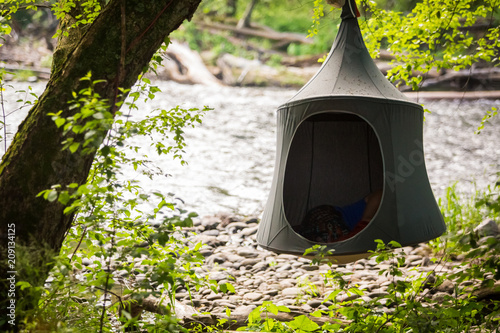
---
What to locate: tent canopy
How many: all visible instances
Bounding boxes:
[256,0,445,264]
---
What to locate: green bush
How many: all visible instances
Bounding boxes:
[19,73,211,332]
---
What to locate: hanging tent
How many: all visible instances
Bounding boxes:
[257,0,446,264]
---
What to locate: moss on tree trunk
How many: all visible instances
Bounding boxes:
[0,0,202,329]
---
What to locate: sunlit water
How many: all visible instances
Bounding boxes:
[2,81,499,217]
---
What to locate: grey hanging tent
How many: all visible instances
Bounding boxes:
[256,0,445,264]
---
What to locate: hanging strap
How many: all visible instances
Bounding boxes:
[341,0,360,20]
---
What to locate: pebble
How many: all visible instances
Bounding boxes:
[244,292,264,301]
[281,287,301,298]
[126,213,499,325]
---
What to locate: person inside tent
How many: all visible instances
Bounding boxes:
[295,190,382,243]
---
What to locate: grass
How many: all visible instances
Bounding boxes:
[429,178,500,263]
[13,69,37,82]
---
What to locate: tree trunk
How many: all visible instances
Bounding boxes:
[237,0,259,29]
[0,0,201,329]
[227,0,237,17]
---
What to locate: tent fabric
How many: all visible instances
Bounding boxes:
[256,0,445,262]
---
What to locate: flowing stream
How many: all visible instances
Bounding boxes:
[2,81,499,217]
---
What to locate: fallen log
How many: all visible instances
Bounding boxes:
[404,90,500,100]
[216,53,318,87]
[196,21,313,46]
[183,310,345,331]
[417,67,500,91]
[0,64,51,80]
[150,40,223,86]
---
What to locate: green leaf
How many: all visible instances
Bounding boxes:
[47,190,58,202]
[310,309,323,317]
[277,305,290,313]
[16,281,32,290]
[267,303,279,315]
[69,142,80,153]
[58,191,71,205]
[54,117,66,128]
[287,315,320,332]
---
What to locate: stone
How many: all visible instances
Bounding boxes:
[240,258,261,267]
[228,295,243,303]
[436,279,455,294]
[175,292,189,300]
[233,305,256,316]
[302,264,320,271]
[432,291,450,302]
[276,263,292,272]
[421,256,432,266]
[263,289,280,296]
[307,299,323,308]
[226,222,250,232]
[207,293,223,301]
[250,261,269,273]
[212,299,237,309]
[237,248,259,258]
[243,292,264,302]
[277,254,299,261]
[206,254,226,265]
[201,215,221,230]
[279,279,296,289]
[240,225,259,237]
[202,229,220,236]
[281,287,301,298]
[337,293,361,302]
[367,291,390,299]
[209,271,230,281]
[474,219,499,237]
[300,304,314,312]
[225,254,246,263]
[193,235,221,247]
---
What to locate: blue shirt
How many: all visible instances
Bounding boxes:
[335,199,366,230]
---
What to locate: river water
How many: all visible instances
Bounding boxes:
[1,81,499,217]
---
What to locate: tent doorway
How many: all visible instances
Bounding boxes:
[283,112,384,241]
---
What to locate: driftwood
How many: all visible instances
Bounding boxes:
[0,64,51,80]
[216,53,318,87]
[417,67,500,91]
[183,310,345,331]
[196,21,313,47]
[471,281,500,302]
[114,288,348,330]
[404,90,500,100]
[119,293,347,331]
[237,0,259,29]
[150,40,223,86]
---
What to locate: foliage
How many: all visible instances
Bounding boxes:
[17,74,211,331]
[2,0,500,332]
[432,181,500,255]
[236,180,500,333]
[359,0,500,90]
[239,230,499,333]
[172,0,339,60]
[476,106,499,134]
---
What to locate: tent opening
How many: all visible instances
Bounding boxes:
[283,111,384,242]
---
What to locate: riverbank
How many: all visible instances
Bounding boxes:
[2,53,499,332]
[2,37,500,99]
[120,212,499,331]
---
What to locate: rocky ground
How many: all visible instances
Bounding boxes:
[154,213,500,330]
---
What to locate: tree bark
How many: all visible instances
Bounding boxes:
[227,0,237,17]
[237,0,259,29]
[0,0,201,329]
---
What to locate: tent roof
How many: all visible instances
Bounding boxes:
[288,0,412,105]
